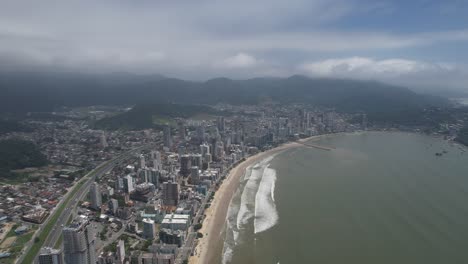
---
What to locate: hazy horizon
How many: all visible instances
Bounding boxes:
[1,0,468,92]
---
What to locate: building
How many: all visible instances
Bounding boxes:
[148,168,159,187]
[108,199,118,215]
[130,183,155,202]
[197,125,205,143]
[162,181,179,207]
[179,155,191,177]
[163,126,172,149]
[214,141,225,161]
[161,214,190,231]
[140,154,146,169]
[123,175,134,193]
[38,247,63,264]
[200,143,210,157]
[217,116,225,132]
[116,240,125,264]
[89,182,102,210]
[62,217,96,264]
[100,132,108,149]
[159,229,185,246]
[22,209,49,224]
[191,154,203,169]
[142,218,156,240]
[151,151,162,170]
[190,166,200,185]
[178,121,186,140]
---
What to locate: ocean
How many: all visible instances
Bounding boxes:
[222,132,468,264]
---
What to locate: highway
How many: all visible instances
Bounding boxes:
[16,145,151,264]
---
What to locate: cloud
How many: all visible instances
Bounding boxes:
[299,57,468,90]
[0,0,467,91]
[219,53,258,68]
[298,57,445,76]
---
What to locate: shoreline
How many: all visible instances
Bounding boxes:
[188,130,462,264]
[189,135,320,264]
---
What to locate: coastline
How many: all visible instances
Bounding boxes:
[189,136,319,264]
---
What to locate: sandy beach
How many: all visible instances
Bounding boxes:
[189,136,321,264]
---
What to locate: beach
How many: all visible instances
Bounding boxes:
[189,137,318,264]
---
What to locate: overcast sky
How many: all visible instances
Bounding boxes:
[1,0,468,91]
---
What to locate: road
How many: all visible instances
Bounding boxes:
[16,145,151,264]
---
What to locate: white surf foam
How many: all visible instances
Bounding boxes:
[222,155,278,263]
[254,165,279,234]
[236,156,275,231]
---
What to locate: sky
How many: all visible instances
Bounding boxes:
[1,0,468,91]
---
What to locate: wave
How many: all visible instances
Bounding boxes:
[254,166,279,234]
[237,155,276,231]
[222,155,279,263]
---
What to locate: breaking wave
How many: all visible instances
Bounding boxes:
[222,155,279,263]
[254,166,278,234]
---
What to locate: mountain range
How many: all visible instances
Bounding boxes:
[0,71,448,114]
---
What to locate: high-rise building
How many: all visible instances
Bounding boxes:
[100,132,108,149]
[197,125,205,143]
[123,175,134,193]
[162,181,179,207]
[191,166,200,185]
[191,154,203,168]
[178,121,186,140]
[148,168,159,188]
[200,143,210,155]
[214,141,225,161]
[151,150,162,170]
[62,217,96,264]
[142,218,156,240]
[108,198,118,215]
[179,155,191,177]
[38,247,63,264]
[163,126,172,148]
[139,154,146,169]
[217,116,225,132]
[89,182,102,211]
[116,240,125,264]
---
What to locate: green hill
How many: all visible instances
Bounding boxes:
[94,103,221,130]
[0,139,48,179]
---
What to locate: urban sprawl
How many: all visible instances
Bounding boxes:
[0,103,464,264]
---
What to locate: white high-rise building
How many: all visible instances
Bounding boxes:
[142,218,156,240]
[116,240,125,264]
[62,217,96,264]
[140,154,146,168]
[89,182,102,211]
[100,132,108,149]
[151,150,162,170]
[123,175,134,193]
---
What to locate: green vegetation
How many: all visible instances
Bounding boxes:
[0,225,38,264]
[194,223,203,231]
[94,103,223,130]
[0,139,47,180]
[0,120,32,135]
[140,239,153,251]
[197,232,204,238]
